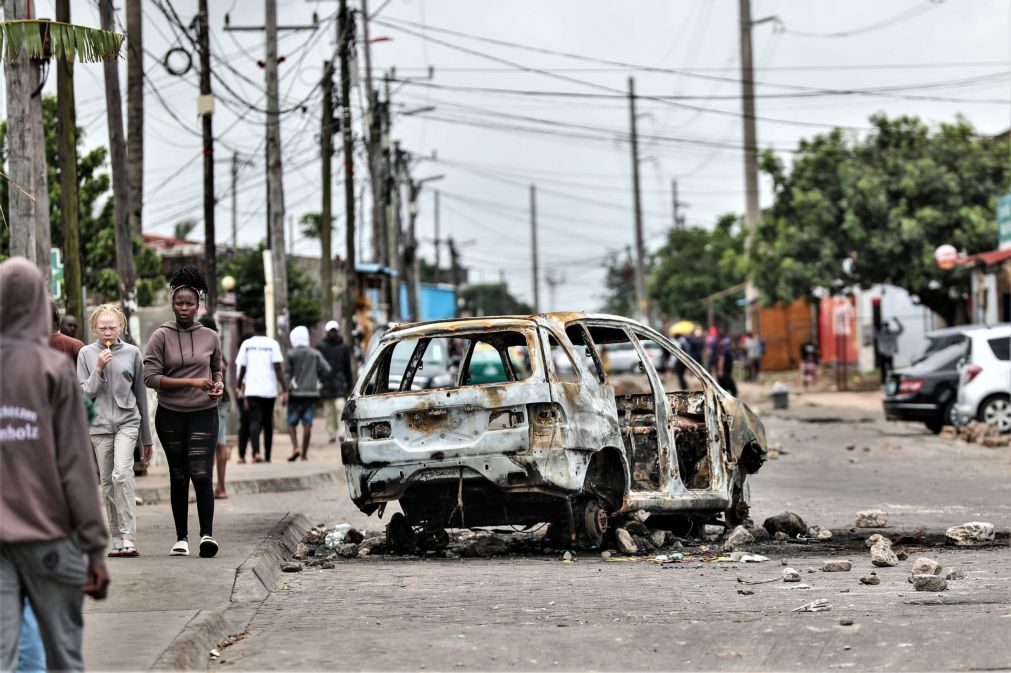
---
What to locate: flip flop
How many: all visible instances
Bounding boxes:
[214,492,229,500]
[286,452,301,462]
[107,547,124,557]
[119,545,140,557]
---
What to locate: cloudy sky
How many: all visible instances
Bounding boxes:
[7,0,1011,313]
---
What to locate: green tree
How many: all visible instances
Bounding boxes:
[0,95,164,304]
[600,251,637,316]
[751,115,1010,323]
[649,214,746,325]
[173,219,197,241]
[460,283,533,316]
[221,244,322,328]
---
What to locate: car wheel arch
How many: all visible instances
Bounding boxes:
[581,446,629,510]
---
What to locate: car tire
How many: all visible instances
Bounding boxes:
[978,394,1011,434]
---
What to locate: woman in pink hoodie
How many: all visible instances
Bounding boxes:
[143,266,225,558]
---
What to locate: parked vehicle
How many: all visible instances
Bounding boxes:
[602,341,664,373]
[341,313,767,548]
[955,325,1011,433]
[911,324,998,365]
[882,343,962,433]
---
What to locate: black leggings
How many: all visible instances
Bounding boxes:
[155,406,218,540]
[246,396,276,462]
[237,400,251,460]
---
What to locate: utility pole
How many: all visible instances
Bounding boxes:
[529,184,540,313]
[406,179,420,321]
[197,0,216,312]
[55,0,82,326]
[337,0,358,355]
[628,76,647,322]
[288,215,294,255]
[320,60,335,319]
[739,0,761,330]
[265,0,289,339]
[672,179,686,230]
[449,237,461,317]
[230,152,239,249]
[360,0,384,266]
[545,269,565,312]
[126,0,143,239]
[99,0,137,322]
[3,0,37,267]
[433,189,441,274]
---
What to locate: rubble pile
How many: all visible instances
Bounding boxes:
[956,421,1010,447]
[945,521,995,546]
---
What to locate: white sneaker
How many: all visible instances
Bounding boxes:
[199,535,219,558]
[170,540,189,556]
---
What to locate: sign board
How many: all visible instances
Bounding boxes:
[998,193,1011,251]
[50,248,64,299]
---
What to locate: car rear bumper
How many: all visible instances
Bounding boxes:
[882,399,941,422]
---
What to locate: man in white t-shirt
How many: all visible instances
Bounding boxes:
[235,318,286,462]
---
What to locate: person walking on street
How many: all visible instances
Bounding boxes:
[235,318,286,463]
[716,335,738,396]
[744,331,763,382]
[234,331,254,463]
[78,304,153,557]
[49,302,83,364]
[1,258,111,671]
[284,326,331,461]
[800,339,819,389]
[59,313,80,340]
[143,266,225,558]
[315,320,352,444]
[876,318,904,385]
[199,316,232,499]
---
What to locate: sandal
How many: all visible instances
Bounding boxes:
[214,491,229,500]
[119,545,140,557]
[237,458,246,464]
[107,547,124,557]
[253,456,264,463]
[286,452,301,462]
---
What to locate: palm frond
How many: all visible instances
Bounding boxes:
[0,19,125,63]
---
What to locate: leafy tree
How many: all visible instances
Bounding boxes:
[600,251,637,316]
[649,214,746,325]
[0,96,164,304]
[460,283,533,316]
[751,115,1010,323]
[221,244,322,328]
[173,219,197,241]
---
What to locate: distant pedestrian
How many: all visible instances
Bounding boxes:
[1,257,110,671]
[704,326,720,374]
[716,336,737,396]
[672,333,690,390]
[59,313,80,340]
[235,318,286,463]
[49,302,83,364]
[875,318,904,385]
[143,265,224,558]
[199,316,232,500]
[284,326,331,461]
[800,339,819,389]
[315,320,352,444]
[744,331,763,382]
[234,331,254,463]
[78,304,153,557]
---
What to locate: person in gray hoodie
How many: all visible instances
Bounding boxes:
[78,303,154,557]
[0,257,110,671]
[143,266,225,558]
[283,326,331,461]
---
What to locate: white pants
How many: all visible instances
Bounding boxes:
[91,425,139,542]
[322,397,346,440]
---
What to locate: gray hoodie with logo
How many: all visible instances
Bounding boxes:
[78,340,153,445]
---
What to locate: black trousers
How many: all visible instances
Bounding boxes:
[155,406,218,540]
[246,396,276,462]
[237,398,251,460]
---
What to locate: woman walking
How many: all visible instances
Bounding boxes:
[78,304,153,557]
[143,266,225,558]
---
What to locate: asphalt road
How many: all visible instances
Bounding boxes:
[210,412,1011,672]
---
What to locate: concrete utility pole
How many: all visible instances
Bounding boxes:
[99,0,137,322]
[672,179,687,230]
[3,0,38,267]
[320,60,335,319]
[360,0,385,266]
[126,0,143,239]
[338,0,357,356]
[433,189,441,273]
[406,179,420,321]
[449,237,461,317]
[197,0,216,312]
[628,76,647,321]
[529,184,540,313]
[265,0,289,340]
[55,0,83,326]
[230,152,239,249]
[739,0,761,330]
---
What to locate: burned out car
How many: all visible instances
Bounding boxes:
[341,313,767,547]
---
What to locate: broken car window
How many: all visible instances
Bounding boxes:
[547,334,580,384]
[564,324,605,383]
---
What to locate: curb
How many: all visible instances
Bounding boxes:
[137,470,341,505]
[151,512,312,671]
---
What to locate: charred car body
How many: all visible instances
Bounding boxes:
[341,313,767,546]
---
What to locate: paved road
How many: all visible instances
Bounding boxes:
[210,409,1011,672]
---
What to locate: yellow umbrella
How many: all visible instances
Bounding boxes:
[668,320,698,336]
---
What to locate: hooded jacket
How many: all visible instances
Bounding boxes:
[316,332,352,398]
[0,257,109,562]
[78,340,153,445]
[143,321,224,412]
[284,326,331,398]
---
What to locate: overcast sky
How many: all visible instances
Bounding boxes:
[6,0,1011,313]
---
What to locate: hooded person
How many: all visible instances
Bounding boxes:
[142,265,225,558]
[0,257,110,671]
[315,320,353,443]
[283,326,331,461]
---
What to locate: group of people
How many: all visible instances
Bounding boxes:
[1,258,353,670]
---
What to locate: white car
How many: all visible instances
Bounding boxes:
[955,325,1011,433]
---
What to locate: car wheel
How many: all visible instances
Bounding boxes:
[576,497,611,549]
[979,395,1011,434]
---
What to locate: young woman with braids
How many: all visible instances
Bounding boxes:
[78,304,153,557]
[143,266,225,557]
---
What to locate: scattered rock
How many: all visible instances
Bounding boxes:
[910,557,943,578]
[783,567,801,582]
[737,588,754,596]
[615,529,638,555]
[763,512,808,538]
[865,534,886,548]
[839,618,854,626]
[774,531,788,541]
[845,443,856,451]
[725,525,755,549]
[855,510,888,528]
[562,551,574,562]
[321,560,335,569]
[457,534,511,558]
[293,542,308,560]
[631,509,651,523]
[912,574,947,592]
[281,562,303,573]
[895,548,909,561]
[781,558,789,566]
[703,524,724,541]
[792,598,831,613]
[601,550,613,560]
[821,560,852,572]
[981,434,1011,447]
[346,528,365,544]
[944,567,965,580]
[859,573,880,585]
[335,543,359,559]
[649,530,667,549]
[870,540,899,567]
[945,521,995,546]
[839,588,850,593]
[938,426,957,440]
[862,446,870,452]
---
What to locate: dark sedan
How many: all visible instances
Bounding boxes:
[883,343,963,433]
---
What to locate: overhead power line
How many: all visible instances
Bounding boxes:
[782,0,944,39]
